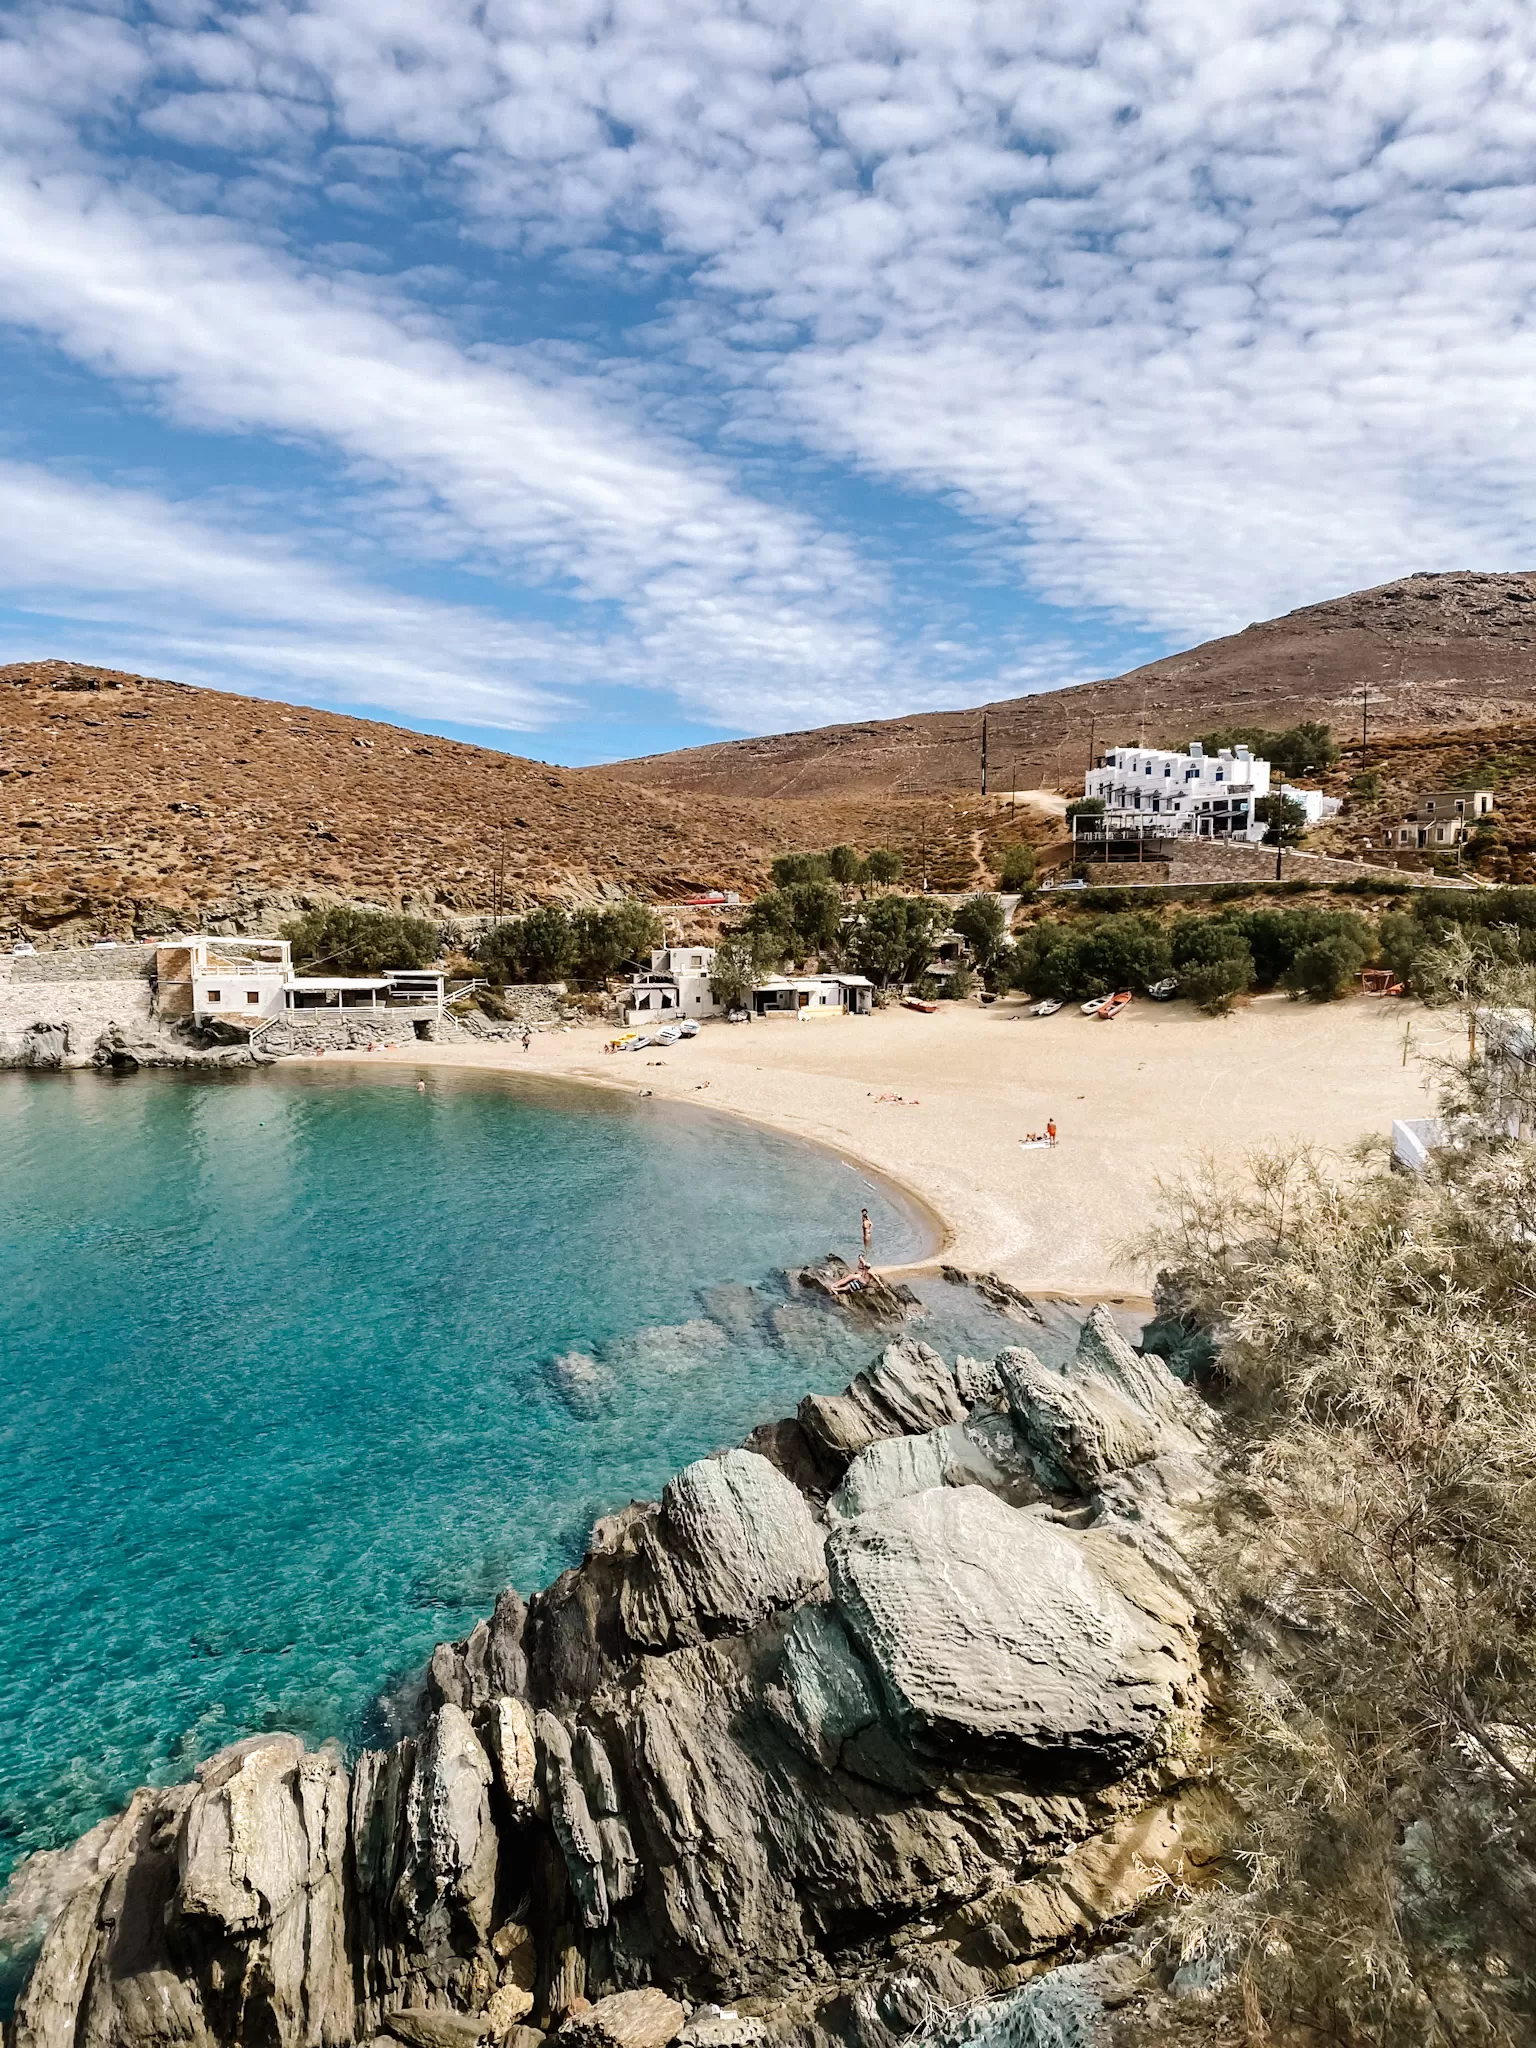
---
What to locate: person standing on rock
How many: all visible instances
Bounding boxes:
[861,1207,872,1251]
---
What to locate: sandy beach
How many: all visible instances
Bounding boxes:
[314,993,1457,1300]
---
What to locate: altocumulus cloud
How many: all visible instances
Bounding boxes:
[1,0,1534,747]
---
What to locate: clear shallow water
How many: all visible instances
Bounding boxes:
[0,1064,943,1887]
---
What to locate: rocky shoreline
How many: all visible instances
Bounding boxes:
[3,1306,1221,2048]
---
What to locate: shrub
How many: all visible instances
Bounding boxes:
[997,842,1036,890]
[826,844,863,885]
[284,905,440,975]
[568,901,663,983]
[862,847,904,886]
[1285,930,1372,1000]
[1171,916,1256,1014]
[769,851,832,888]
[952,892,1010,971]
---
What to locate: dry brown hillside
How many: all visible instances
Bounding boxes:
[0,660,804,940]
[0,660,1045,939]
[603,571,1536,802]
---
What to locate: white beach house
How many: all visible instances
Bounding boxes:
[751,973,874,1017]
[1083,742,1270,841]
[619,946,720,1025]
[153,937,444,1024]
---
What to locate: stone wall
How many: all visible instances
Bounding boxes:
[1077,838,1460,889]
[4,946,156,982]
[258,1013,425,1056]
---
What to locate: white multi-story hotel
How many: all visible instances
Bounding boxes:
[1082,742,1271,841]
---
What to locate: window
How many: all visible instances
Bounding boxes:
[207,989,222,1004]
[247,990,260,1005]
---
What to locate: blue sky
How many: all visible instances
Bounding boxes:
[4,3,1536,765]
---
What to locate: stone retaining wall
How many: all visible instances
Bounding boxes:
[2,946,156,982]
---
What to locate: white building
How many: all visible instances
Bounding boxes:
[1279,783,1343,827]
[154,937,292,1022]
[751,973,874,1018]
[619,946,720,1026]
[154,936,444,1024]
[1083,742,1270,841]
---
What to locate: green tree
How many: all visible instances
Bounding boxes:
[850,895,943,986]
[569,900,663,983]
[1064,796,1104,827]
[708,935,762,1012]
[475,905,576,983]
[770,851,832,888]
[1285,930,1372,1001]
[997,841,1036,891]
[782,879,844,956]
[1196,722,1339,777]
[1255,792,1309,846]
[952,892,1010,972]
[1171,918,1257,1013]
[826,844,864,886]
[1074,912,1171,995]
[283,905,440,974]
[862,847,904,886]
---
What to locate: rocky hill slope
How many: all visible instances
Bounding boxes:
[603,572,1536,803]
[0,661,797,941]
[4,1302,1220,2048]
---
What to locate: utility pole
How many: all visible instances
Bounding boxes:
[981,714,989,796]
[1086,712,1096,778]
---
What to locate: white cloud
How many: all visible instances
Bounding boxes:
[11,0,1536,735]
[0,461,579,728]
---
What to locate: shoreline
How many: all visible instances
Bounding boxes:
[300,992,1456,1299]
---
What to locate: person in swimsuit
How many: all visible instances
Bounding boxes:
[861,1207,872,1249]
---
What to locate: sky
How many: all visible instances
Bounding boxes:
[4,3,1536,764]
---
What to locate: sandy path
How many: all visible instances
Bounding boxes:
[319,995,1453,1299]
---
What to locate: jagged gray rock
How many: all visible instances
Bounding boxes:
[6,1309,1218,2048]
[620,1450,827,1650]
[797,1339,966,1469]
[827,1488,1203,1780]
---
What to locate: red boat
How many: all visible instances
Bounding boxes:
[1098,990,1133,1019]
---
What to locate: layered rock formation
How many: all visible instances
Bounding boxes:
[6,1312,1219,2048]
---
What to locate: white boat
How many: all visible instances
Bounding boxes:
[1147,977,1179,1001]
[1080,997,1105,1016]
[628,1034,652,1050]
[678,1019,700,1038]
[654,1025,681,1045]
[1031,998,1063,1017]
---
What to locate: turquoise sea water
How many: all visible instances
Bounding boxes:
[0,1063,950,1894]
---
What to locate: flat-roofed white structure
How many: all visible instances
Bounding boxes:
[284,971,445,1016]
[155,937,292,1022]
[620,946,719,1025]
[752,973,873,1017]
[1279,783,1343,826]
[1084,742,1270,841]
[154,938,443,1024]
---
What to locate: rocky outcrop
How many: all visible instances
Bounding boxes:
[5,1308,1220,2048]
